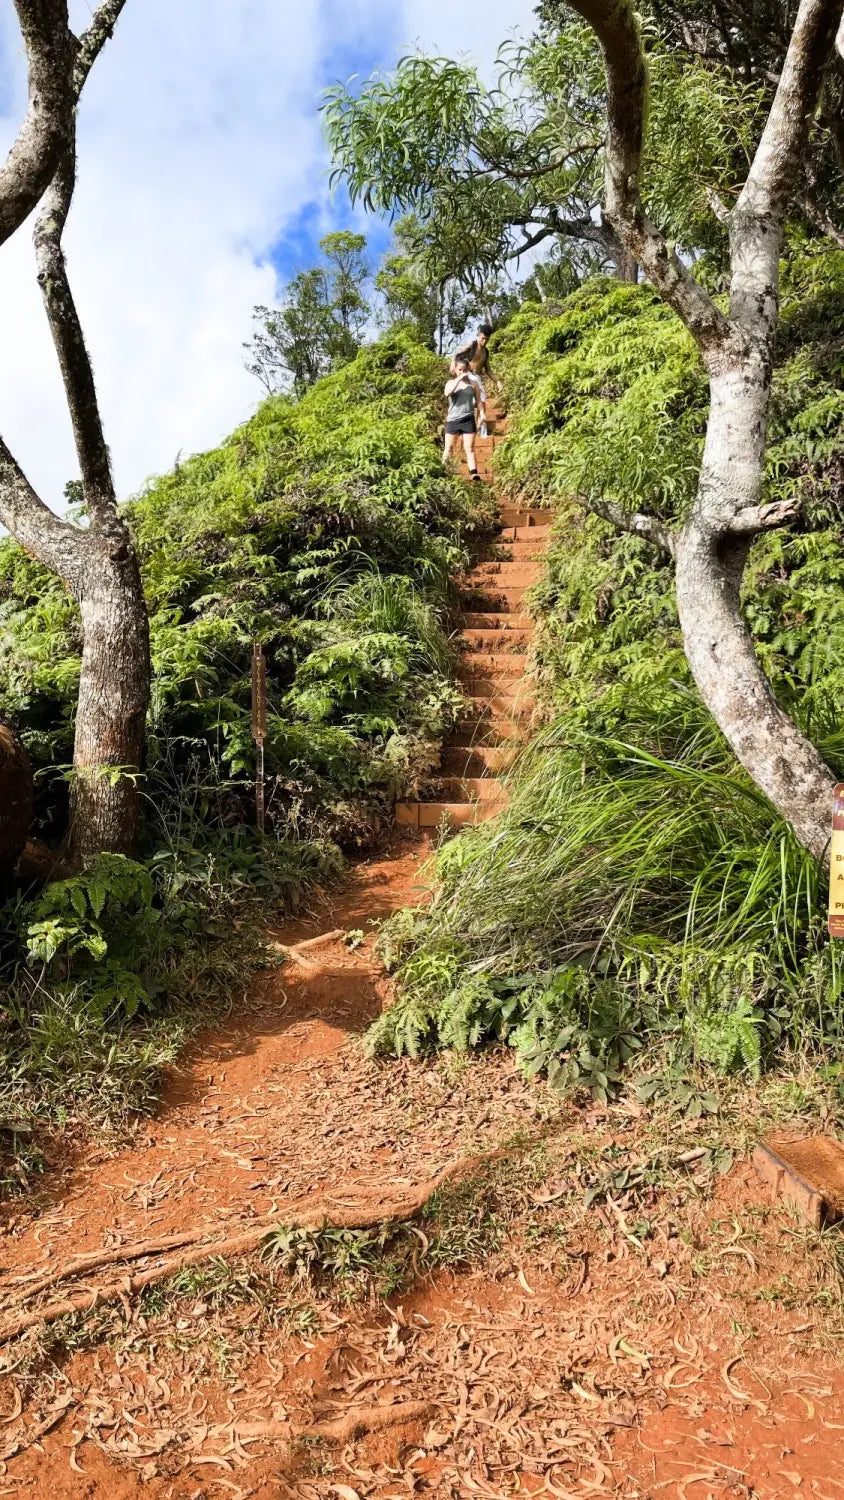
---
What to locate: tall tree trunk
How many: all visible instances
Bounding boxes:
[675,360,834,861]
[0,2,142,871]
[68,539,150,866]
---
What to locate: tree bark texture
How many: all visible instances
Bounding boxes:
[32,155,150,866]
[0,2,74,248]
[568,0,843,858]
[70,547,150,865]
[675,366,834,861]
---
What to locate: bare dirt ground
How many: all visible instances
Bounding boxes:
[0,832,843,1498]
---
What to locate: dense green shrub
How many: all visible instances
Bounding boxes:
[1,328,493,847]
[0,328,492,1135]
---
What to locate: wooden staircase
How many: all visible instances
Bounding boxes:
[395,411,551,829]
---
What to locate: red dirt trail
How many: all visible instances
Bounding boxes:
[2,841,844,1498]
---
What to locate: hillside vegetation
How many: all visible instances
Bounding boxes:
[374,252,844,1100]
[0,329,492,1134]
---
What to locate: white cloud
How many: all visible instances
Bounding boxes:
[0,0,538,508]
[398,0,532,68]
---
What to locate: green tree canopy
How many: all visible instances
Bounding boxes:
[375,215,519,351]
[323,5,843,294]
[244,231,372,395]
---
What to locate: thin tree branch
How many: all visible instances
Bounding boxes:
[580,495,676,557]
[508,222,558,258]
[473,143,602,182]
[507,209,616,259]
[0,1,75,249]
[0,439,85,585]
[802,186,844,247]
[33,150,133,558]
[705,186,731,224]
[72,0,129,99]
[731,497,802,534]
[565,0,732,355]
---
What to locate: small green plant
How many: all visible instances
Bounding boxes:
[264,1223,390,1290]
[22,855,158,1018]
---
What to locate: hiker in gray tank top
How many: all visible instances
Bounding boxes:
[443,353,484,482]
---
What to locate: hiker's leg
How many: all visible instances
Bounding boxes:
[463,431,479,478]
[443,430,458,467]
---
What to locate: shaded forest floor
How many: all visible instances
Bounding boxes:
[0,834,844,1499]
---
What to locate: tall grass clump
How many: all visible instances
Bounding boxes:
[371,698,843,1093]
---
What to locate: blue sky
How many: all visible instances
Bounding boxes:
[0,0,538,503]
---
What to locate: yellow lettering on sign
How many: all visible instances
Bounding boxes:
[830,821,844,936]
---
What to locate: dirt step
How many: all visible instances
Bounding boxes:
[452,715,525,745]
[466,696,534,720]
[436,777,507,803]
[492,540,550,560]
[465,675,534,697]
[498,508,552,527]
[462,612,533,630]
[441,744,519,776]
[494,526,552,544]
[467,564,542,584]
[460,587,531,609]
[493,527,552,544]
[513,525,552,543]
[395,799,506,829]
[460,628,533,651]
[457,652,528,674]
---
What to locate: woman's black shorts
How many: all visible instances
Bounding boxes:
[445,417,476,435]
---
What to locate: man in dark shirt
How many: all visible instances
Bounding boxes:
[451,323,493,385]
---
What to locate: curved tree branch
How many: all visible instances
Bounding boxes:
[0,0,127,250]
[580,495,676,557]
[0,1,75,249]
[0,439,85,586]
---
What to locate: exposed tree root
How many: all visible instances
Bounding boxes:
[305,1399,435,1443]
[0,1228,217,1303]
[0,1150,503,1347]
[269,927,346,970]
[293,927,345,952]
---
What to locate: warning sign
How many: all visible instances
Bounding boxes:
[828,784,844,938]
